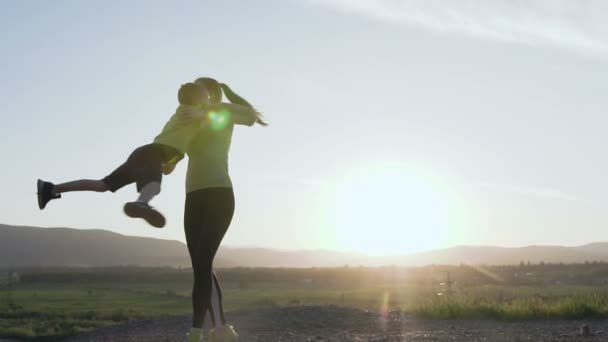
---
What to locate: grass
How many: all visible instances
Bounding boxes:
[0,282,193,340]
[410,293,608,320]
[3,271,608,340]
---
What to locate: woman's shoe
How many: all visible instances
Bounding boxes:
[209,324,239,342]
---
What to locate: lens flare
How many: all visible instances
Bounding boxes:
[208,110,231,131]
[379,290,390,330]
[470,264,504,282]
[381,290,390,314]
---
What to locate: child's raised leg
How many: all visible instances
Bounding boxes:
[136,181,161,203]
[37,179,109,210]
[54,179,108,194]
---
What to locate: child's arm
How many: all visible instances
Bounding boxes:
[161,154,184,175]
[175,105,208,122]
[221,83,268,126]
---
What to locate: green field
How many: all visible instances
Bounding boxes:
[3,264,608,340]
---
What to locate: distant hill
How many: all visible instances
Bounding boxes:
[215,247,369,268]
[2,224,608,268]
[0,224,192,268]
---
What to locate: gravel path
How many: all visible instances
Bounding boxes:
[65,306,608,342]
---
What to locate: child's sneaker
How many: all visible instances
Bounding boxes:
[209,325,239,342]
[123,202,166,228]
[37,179,61,210]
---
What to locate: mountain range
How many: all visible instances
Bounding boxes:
[2,224,608,268]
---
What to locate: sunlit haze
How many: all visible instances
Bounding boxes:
[2,1,608,256]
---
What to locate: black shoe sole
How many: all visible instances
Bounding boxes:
[37,179,46,210]
[123,202,166,228]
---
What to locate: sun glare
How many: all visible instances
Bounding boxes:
[208,110,230,131]
[331,167,457,256]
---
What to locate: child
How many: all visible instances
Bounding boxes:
[37,82,258,228]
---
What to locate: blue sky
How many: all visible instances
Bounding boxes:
[1,0,607,255]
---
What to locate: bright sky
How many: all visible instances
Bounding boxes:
[2,0,608,255]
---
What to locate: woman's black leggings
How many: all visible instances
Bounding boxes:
[184,187,235,328]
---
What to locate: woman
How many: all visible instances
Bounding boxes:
[181,77,266,342]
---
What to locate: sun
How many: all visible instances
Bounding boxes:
[330,167,456,256]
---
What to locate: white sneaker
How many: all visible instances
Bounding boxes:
[209,324,239,342]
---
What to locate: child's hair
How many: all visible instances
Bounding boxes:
[178,82,204,105]
[195,77,223,103]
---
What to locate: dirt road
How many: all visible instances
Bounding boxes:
[66,305,607,342]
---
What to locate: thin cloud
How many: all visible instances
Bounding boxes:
[478,182,579,201]
[304,0,608,55]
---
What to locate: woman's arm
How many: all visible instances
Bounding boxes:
[177,103,258,126]
[221,83,252,107]
[206,103,259,126]
[220,83,268,126]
